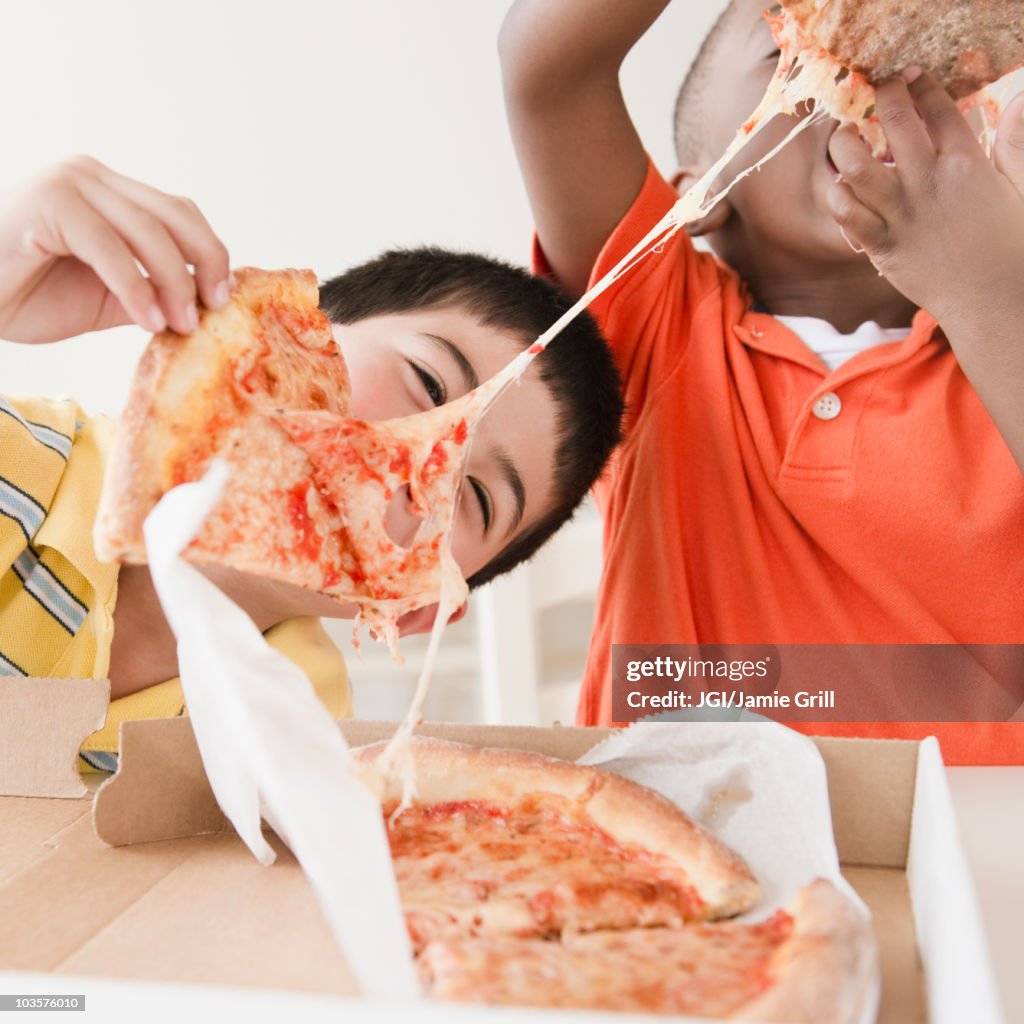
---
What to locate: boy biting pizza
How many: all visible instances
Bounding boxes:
[0,155,623,769]
[499,0,1024,762]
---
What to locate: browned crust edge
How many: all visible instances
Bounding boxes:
[353,736,760,920]
[735,878,878,1023]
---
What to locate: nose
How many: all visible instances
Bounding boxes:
[384,484,425,549]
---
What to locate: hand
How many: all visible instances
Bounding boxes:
[825,71,1024,330]
[0,155,231,344]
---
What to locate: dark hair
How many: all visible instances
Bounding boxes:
[319,247,623,589]
[673,2,742,166]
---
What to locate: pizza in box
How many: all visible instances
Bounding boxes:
[355,737,878,1022]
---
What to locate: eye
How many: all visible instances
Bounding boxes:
[468,477,493,532]
[411,361,446,406]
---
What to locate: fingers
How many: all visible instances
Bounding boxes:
[828,123,900,214]
[825,177,889,254]
[869,71,979,175]
[74,174,200,333]
[995,91,1024,198]
[904,69,979,153]
[75,158,232,314]
[831,70,987,250]
[872,71,935,172]
[48,156,232,333]
[43,185,168,333]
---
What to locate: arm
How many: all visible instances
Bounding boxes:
[499,0,669,298]
[0,155,231,344]
[827,75,1024,470]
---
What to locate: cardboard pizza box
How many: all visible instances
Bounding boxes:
[0,694,1002,1024]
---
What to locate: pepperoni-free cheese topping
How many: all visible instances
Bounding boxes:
[272,393,484,653]
[419,878,879,1021]
[385,796,709,952]
[419,912,794,1017]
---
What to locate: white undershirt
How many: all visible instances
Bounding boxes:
[774,314,912,372]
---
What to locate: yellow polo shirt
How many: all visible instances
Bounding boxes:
[0,393,352,772]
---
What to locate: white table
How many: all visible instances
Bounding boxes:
[947,767,1024,1024]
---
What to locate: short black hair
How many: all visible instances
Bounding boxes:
[673,2,744,167]
[318,248,623,589]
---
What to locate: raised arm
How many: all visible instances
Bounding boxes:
[499,0,670,298]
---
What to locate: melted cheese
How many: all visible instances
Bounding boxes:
[421,911,794,1015]
[382,797,707,952]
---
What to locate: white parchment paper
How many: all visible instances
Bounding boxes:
[142,461,418,999]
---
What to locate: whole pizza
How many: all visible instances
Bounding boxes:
[355,738,878,1022]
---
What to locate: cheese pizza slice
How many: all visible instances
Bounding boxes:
[94,267,481,652]
[767,0,1024,156]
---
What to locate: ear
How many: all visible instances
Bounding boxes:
[670,166,733,237]
[397,600,468,638]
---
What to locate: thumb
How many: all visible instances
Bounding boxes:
[994,91,1024,197]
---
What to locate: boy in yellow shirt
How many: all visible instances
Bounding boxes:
[0,156,623,768]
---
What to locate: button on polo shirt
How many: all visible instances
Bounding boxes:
[812,392,841,420]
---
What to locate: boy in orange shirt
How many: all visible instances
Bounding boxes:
[499,0,1024,762]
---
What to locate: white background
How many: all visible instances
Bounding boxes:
[2,0,720,415]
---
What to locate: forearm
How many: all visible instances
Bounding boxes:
[499,0,671,103]
[499,0,670,297]
[940,308,1024,472]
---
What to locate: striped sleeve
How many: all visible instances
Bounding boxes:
[0,394,118,679]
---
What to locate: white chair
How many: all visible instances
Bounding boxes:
[473,503,604,725]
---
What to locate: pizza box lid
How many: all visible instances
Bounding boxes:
[0,690,1003,1024]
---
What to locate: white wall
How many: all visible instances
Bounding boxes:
[2,0,720,415]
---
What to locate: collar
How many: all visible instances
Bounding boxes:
[733,306,942,381]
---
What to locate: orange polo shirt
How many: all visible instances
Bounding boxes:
[538,158,1024,764]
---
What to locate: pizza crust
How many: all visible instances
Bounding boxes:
[353,737,760,921]
[736,879,877,1023]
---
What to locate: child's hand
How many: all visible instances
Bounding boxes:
[825,71,1024,331]
[0,156,231,344]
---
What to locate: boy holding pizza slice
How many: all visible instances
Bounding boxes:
[499,0,1024,762]
[0,156,623,769]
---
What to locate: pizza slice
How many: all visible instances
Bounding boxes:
[783,0,1024,100]
[769,0,1024,156]
[418,879,876,1023]
[353,738,760,953]
[94,267,481,651]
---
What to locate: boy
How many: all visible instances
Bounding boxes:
[0,155,623,766]
[499,0,1024,762]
